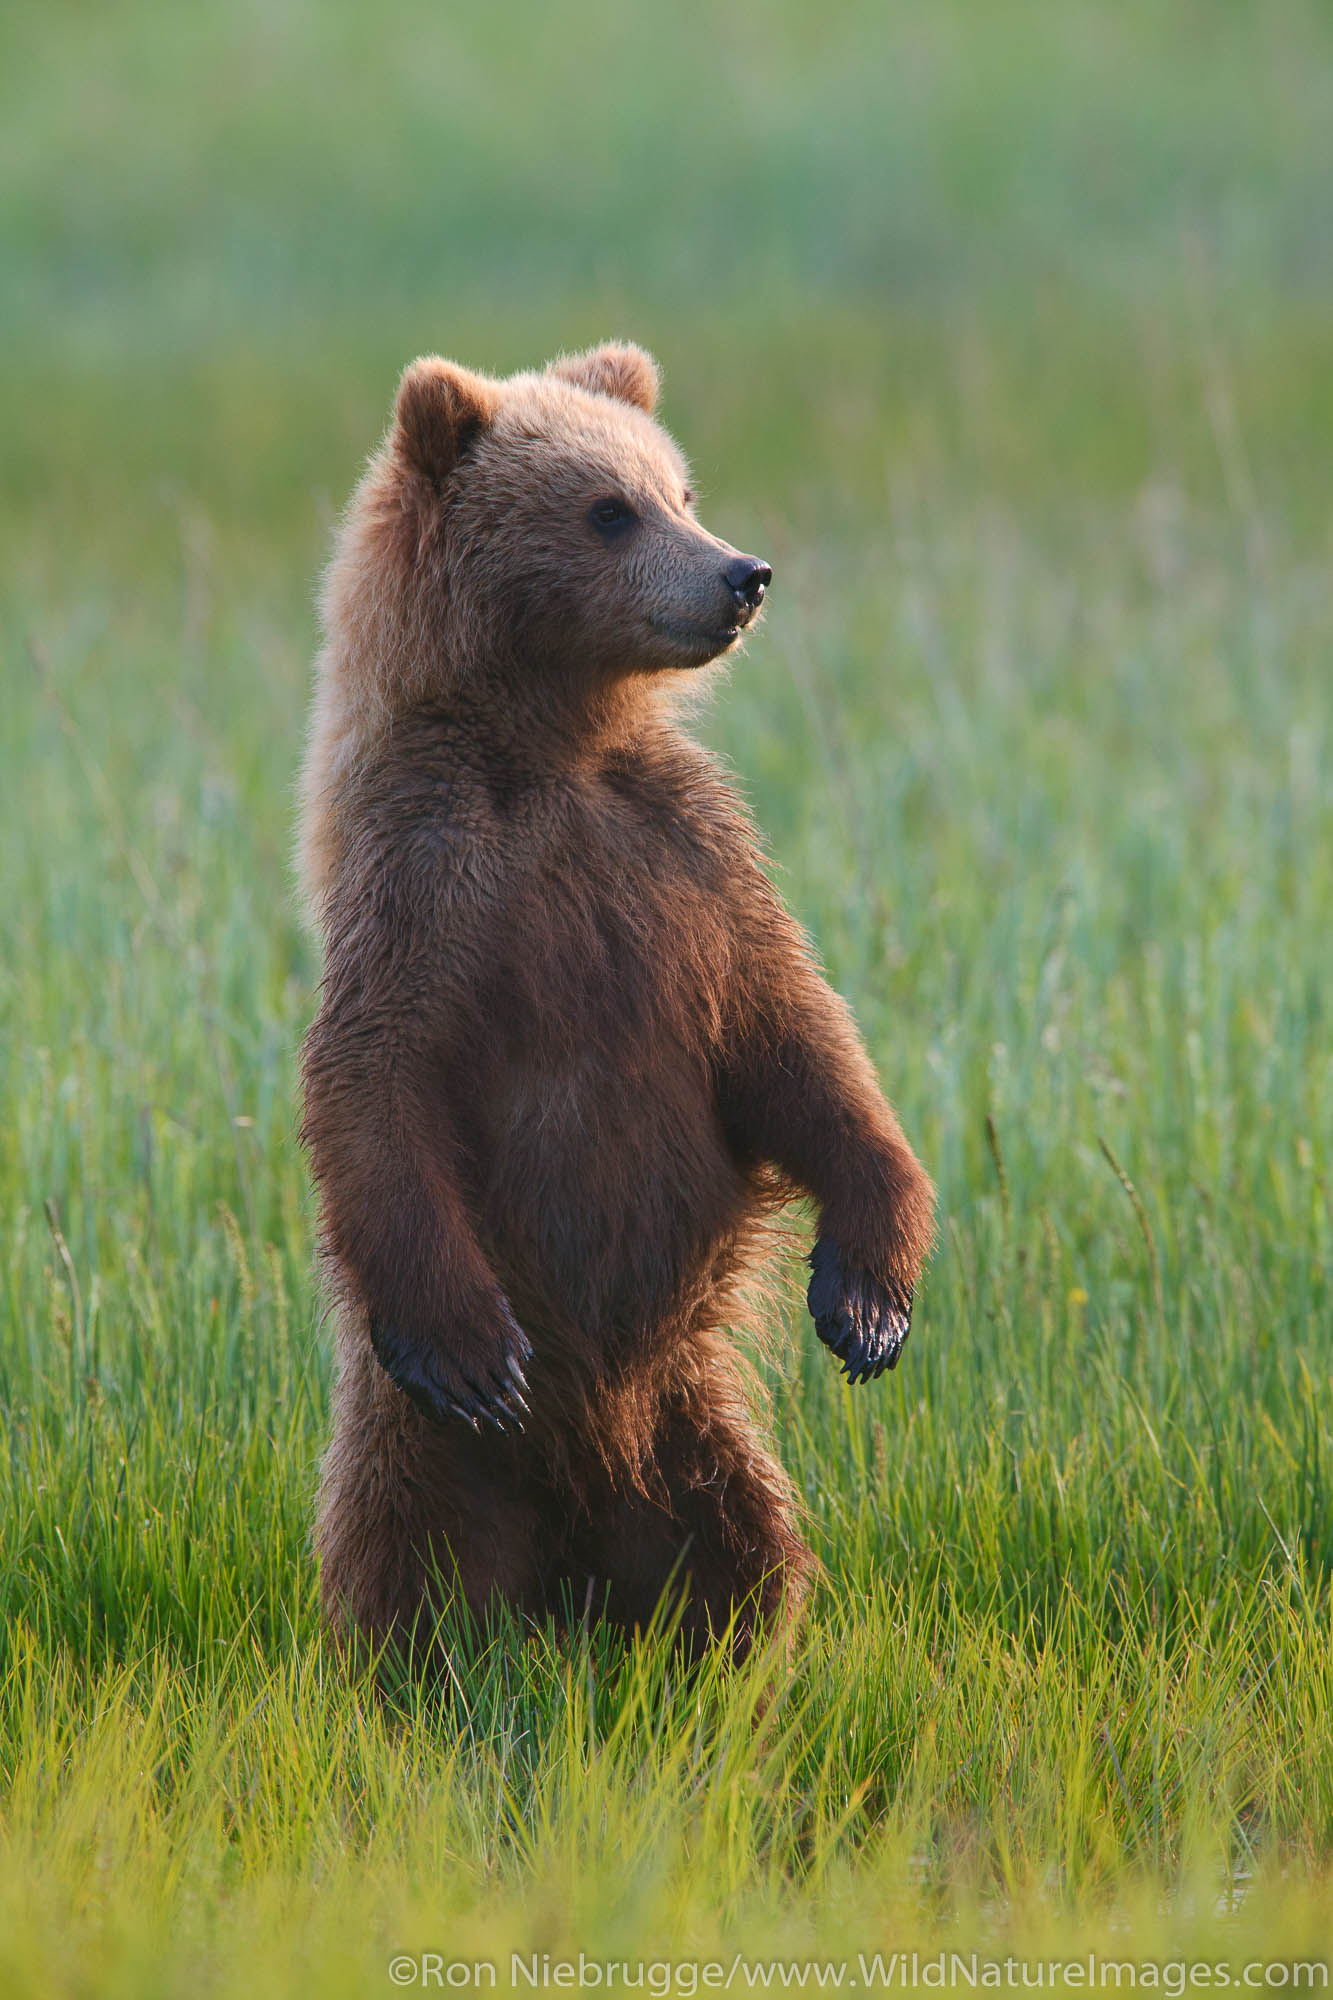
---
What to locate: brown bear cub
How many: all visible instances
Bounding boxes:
[298,342,935,1662]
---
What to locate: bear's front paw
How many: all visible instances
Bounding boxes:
[368,1307,533,1433]
[807,1235,914,1385]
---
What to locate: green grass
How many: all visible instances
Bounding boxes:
[4,0,1333,1989]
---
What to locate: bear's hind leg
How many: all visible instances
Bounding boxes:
[316,1319,548,1663]
[564,1344,815,1661]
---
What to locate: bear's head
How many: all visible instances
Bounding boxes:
[373,342,771,693]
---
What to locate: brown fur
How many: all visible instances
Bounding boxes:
[298,343,935,1664]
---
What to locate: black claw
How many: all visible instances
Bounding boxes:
[479,1367,530,1432]
[368,1313,537,1433]
[501,1368,531,1420]
[808,1237,917,1387]
[501,1313,534,1367]
[490,1381,526,1428]
[462,1378,506,1432]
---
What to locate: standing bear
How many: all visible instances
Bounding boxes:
[298,342,935,1661]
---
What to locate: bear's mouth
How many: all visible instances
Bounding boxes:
[649,615,747,659]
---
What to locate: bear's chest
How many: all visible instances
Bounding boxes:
[439,771,753,1328]
[477,772,735,1054]
[452,778,733,1148]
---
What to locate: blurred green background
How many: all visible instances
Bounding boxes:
[4,2,1333,1989]
[8,0,1333,558]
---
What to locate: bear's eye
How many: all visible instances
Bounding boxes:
[589,497,636,534]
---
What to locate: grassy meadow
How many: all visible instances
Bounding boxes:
[3,0,1333,1989]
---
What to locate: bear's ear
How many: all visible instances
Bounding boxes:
[393,356,499,485]
[547,342,661,414]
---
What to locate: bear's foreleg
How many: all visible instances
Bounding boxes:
[717,891,935,1376]
[300,889,532,1435]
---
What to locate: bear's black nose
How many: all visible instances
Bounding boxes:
[726,557,772,613]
